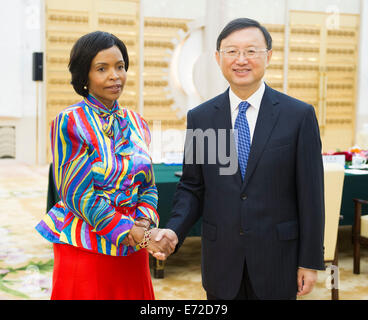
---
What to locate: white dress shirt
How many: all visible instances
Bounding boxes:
[229,81,265,143]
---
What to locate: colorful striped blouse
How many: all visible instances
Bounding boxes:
[36,94,159,256]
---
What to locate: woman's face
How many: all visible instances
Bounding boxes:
[87,45,127,108]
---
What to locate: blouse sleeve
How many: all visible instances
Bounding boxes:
[135,117,160,227]
[51,110,134,247]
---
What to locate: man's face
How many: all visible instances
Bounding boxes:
[215,27,272,94]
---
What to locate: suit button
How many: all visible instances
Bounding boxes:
[241,194,247,200]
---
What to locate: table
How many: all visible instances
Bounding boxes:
[153,164,201,235]
[152,166,368,227]
[46,164,368,277]
[340,172,368,225]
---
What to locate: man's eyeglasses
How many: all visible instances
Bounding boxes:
[219,47,269,59]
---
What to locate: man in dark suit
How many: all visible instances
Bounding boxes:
[154,18,325,300]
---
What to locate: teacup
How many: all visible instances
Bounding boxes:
[352,155,366,168]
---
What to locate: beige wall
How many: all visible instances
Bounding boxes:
[0,0,367,164]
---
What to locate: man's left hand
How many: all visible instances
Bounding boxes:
[297,268,318,296]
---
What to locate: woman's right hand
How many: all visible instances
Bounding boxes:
[122,224,145,246]
[122,217,153,246]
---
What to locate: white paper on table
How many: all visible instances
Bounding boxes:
[323,155,346,167]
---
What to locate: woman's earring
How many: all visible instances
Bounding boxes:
[83,85,88,90]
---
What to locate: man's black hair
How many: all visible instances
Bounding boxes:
[216,18,272,51]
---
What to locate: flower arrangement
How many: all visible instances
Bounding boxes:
[324,146,368,166]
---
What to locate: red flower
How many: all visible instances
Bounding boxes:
[333,151,353,162]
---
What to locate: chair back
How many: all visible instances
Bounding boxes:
[323,162,345,261]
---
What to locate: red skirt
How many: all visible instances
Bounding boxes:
[51,243,155,300]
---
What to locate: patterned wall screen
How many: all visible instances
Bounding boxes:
[288,11,359,152]
[45,0,190,161]
[45,3,360,158]
[143,17,190,131]
[45,0,141,161]
[263,24,285,92]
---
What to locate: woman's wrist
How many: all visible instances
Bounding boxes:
[136,217,152,229]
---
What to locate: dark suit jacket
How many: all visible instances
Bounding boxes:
[166,84,325,300]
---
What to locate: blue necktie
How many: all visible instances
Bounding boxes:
[234,101,251,180]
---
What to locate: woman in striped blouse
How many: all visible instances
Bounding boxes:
[36,31,175,300]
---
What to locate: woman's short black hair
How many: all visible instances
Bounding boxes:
[68,31,129,97]
[216,18,272,51]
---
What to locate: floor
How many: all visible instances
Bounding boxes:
[0,160,367,300]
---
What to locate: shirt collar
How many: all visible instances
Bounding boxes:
[229,81,265,112]
[84,94,120,115]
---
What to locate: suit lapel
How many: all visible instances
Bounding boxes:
[241,85,280,192]
[213,88,232,130]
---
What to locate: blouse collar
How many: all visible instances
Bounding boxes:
[83,94,133,155]
[84,94,120,115]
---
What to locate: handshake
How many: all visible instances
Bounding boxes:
[122,218,179,260]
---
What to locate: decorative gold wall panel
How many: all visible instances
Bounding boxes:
[143,17,190,131]
[289,11,359,152]
[45,0,140,161]
[45,0,190,161]
[45,3,359,158]
[264,24,285,91]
